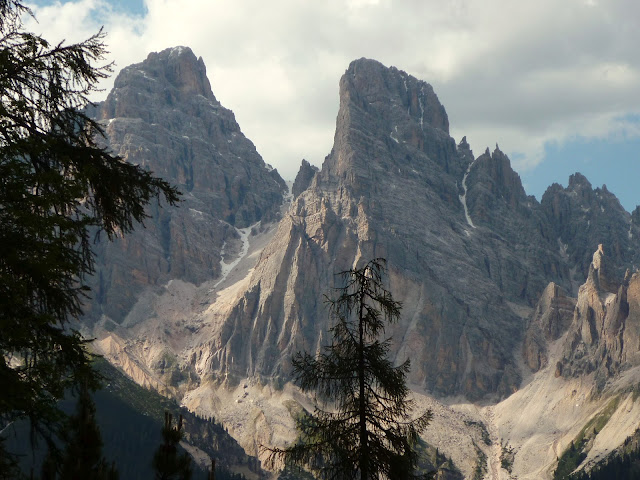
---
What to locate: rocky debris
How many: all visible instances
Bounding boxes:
[291,159,318,199]
[85,47,286,324]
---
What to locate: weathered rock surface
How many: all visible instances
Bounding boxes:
[291,159,318,199]
[193,58,577,401]
[559,246,640,386]
[523,282,576,372]
[183,59,640,404]
[541,173,640,284]
[85,46,286,323]
[88,53,640,476]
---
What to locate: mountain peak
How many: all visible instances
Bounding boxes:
[568,172,592,190]
[112,46,215,101]
[341,57,449,134]
[147,46,214,100]
[321,58,457,189]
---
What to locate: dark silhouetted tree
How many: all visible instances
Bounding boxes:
[0,0,179,473]
[266,259,432,479]
[43,382,118,479]
[152,412,192,480]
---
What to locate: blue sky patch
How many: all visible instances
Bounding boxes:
[521,136,640,213]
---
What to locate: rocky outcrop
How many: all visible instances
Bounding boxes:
[523,282,576,372]
[465,146,567,305]
[85,47,286,324]
[84,53,640,476]
[541,173,640,284]
[559,246,640,386]
[193,58,579,400]
[291,159,318,199]
[523,244,640,379]
[91,54,640,409]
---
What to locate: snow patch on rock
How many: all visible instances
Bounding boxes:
[459,159,477,229]
[215,222,259,288]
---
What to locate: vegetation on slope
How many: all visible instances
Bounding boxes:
[570,427,640,480]
[94,358,256,479]
[8,358,254,479]
[554,396,621,479]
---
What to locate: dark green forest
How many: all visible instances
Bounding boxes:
[6,359,252,479]
[555,427,640,480]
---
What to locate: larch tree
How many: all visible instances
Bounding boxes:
[0,0,179,474]
[266,258,432,479]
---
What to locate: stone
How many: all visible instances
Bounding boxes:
[559,246,640,383]
[541,173,640,285]
[85,46,286,324]
[192,59,575,400]
[291,159,318,199]
[523,282,576,372]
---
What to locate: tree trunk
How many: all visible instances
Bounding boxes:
[358,280,368,480]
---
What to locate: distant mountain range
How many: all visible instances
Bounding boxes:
[83,46,640,479]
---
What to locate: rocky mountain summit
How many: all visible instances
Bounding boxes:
[541,173,640,283]
[291,159,318,199]
[195,58,640,402]
[88,53,640,478]
[85,46,286,324]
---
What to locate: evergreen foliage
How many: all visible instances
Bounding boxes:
[5,363,251,480]
[266,258,432,479]
[0,0,178,472]
[42,383,118,479]
[152,412,192,480]
[553,397,621,479]
[566,427,640,480]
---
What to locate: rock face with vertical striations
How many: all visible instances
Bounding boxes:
[541,174,640,283]
[88,54,640,408]
[191,58,583,401]
[557,245,640,386]
[291,159,318,199]
[522,282,576,372]
[84,46,286,325]
[82,53,640,478]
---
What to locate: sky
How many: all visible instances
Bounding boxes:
[24,0,640,212]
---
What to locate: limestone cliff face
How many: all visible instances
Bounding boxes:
[84,53,640,475]
[522,243,640,385]
[92,54,640,408]
[522,282,576,372]
[559,246,640,385]
[199,59,578,400]
[85,47,286,324]
[291,159,318,199]
[541,173,640,283]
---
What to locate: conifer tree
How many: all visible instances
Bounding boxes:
[152,412,192,480]
[58,383,118,480]
[266,259,432,479]
[0,0,179,472]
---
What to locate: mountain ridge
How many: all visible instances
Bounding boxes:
[85,52,640,478]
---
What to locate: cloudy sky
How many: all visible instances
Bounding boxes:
[25,0,640,211]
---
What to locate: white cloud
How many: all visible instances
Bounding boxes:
[24,0,640,181]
